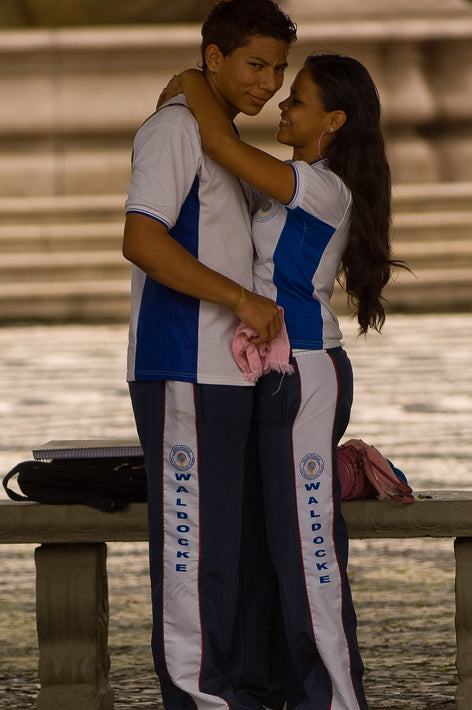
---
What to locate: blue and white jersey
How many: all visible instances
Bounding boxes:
[251,158,352,350]
[125,96,254,385]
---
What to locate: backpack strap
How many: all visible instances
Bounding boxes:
[2,459,139,511]
[2,463,32,501]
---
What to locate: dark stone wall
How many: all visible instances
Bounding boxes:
[0,0,216,27]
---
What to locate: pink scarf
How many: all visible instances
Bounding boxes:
[337,439,414,502]
[232,306,294,383]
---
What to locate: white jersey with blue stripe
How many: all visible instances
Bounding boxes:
[125,96,254,385]
[251,158,352,350]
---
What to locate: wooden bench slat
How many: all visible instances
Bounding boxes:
[343,490,472,538]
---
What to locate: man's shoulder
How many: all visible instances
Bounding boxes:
[137,98,197,136]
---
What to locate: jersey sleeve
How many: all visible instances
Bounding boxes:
[286,160,352,228]
[125,100,203,229]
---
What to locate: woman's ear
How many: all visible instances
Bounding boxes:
[204,43,224,73]
[328,110,347,133]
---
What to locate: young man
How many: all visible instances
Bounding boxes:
[122,2,297,709]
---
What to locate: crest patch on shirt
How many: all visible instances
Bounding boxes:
[254,199,279,222]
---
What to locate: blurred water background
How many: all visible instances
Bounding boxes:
[1,313,470,495]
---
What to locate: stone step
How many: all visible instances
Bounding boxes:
[0,279,130,322]
[393,238,472,266]
[0,194,123,224]
[332,266,472,316]
[1,237,468,282]
[1,182,471,225]
[2,249,129,281]
[0,220,470,276]
[393,182,472,213]
[1,225,469,276]
[1,212,471,247]
[0,264,468,322]
[393,211,472,240]
[0,185,470,321]
[1,209,471,254]
[0,222,122,253]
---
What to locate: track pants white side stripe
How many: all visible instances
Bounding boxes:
[293,352,361,710]
[162,381,229,710]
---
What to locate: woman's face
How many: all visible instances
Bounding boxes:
[277,67,335,162]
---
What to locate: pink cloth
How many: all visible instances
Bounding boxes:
[232,306,295,383]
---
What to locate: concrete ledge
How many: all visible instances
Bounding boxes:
[2,491,472,544]
[0,499,148,543]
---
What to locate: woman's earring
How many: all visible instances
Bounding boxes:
[317,130,328,159]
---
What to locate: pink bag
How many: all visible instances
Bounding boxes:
[337,439,414,503]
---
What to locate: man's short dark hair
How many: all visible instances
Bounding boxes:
[201,0,297,69]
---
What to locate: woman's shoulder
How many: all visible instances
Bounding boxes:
[288,159,351,225]
[295,159,349,194]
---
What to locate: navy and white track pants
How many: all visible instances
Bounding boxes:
[129,380,257,710]
[249,347,368,710]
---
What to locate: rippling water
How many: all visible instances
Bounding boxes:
[1,313,471,496]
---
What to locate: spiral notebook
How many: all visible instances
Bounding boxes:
[32,438,143,460]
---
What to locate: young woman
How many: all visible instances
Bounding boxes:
[161,53,396,710]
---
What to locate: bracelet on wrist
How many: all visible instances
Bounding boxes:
[233,285,246,310]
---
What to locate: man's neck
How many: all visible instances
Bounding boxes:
[204,71,238,121]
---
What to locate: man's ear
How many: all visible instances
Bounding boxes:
[205,43,224,73]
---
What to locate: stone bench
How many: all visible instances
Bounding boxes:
[1,491,472,709]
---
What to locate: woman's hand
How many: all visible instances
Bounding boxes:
[156,74,183,109]
[156,69,205,110]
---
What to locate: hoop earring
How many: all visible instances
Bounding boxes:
[317,130,328,159]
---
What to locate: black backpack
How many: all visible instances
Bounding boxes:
[3,457,147,512]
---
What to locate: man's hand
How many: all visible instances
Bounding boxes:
[234,290,281,344]
[123,214,281,345]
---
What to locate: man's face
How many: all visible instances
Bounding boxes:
[205,34,289,119]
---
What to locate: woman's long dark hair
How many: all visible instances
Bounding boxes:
[305,53,403,333]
